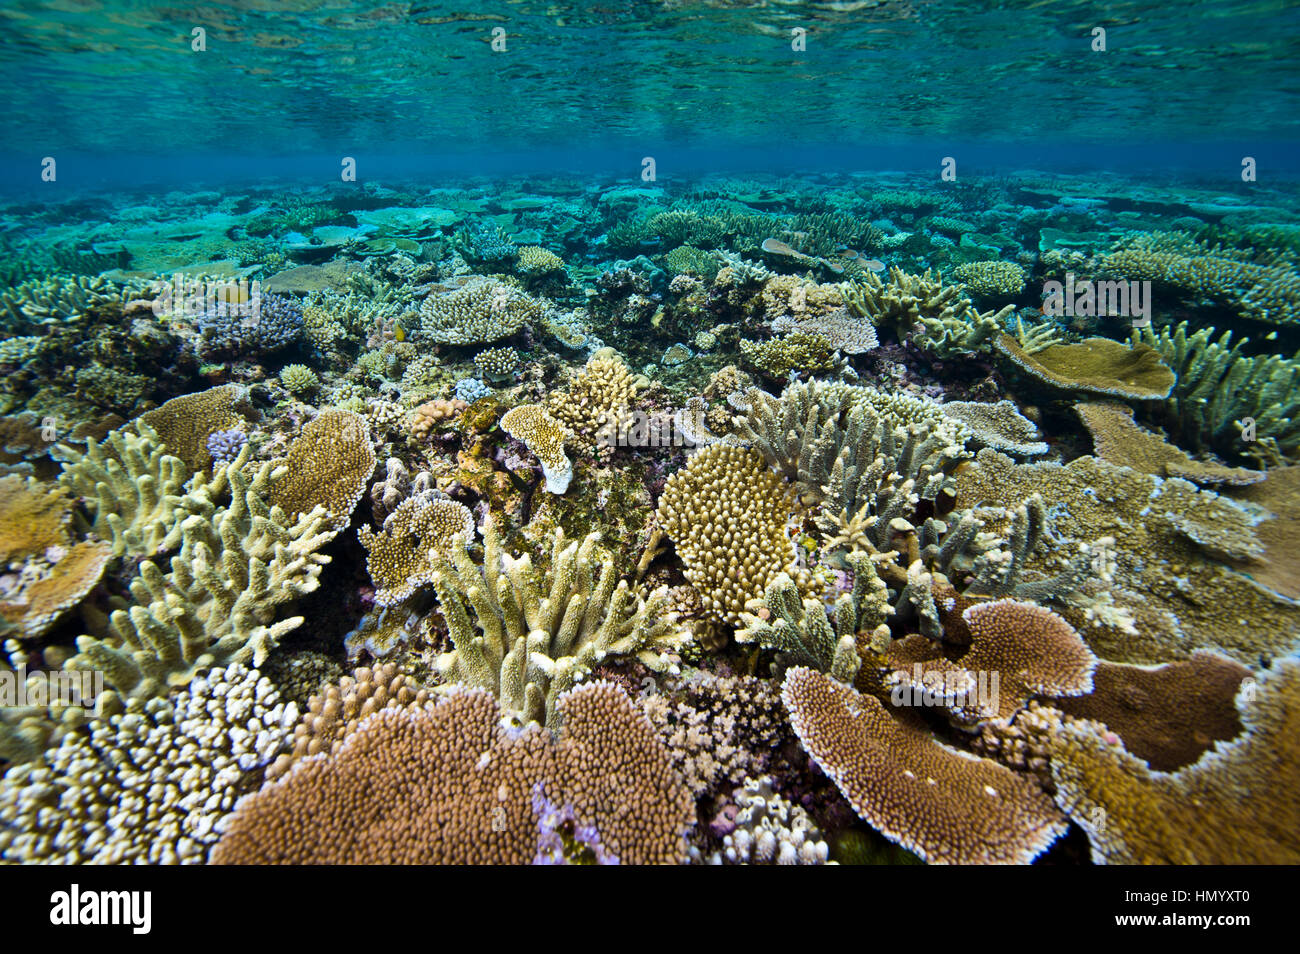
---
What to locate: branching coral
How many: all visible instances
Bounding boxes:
[70,459,335,702]
[840,267,1012,356]
[419,277,541,344]
[1132,320,1300,463]
[0,663,297,864]
[432,520,685,729]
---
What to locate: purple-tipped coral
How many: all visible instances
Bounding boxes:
[204,428,248,464]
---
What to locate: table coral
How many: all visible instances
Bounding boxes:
[500,403,573,493]
[263,407,376,533]
[359,488,475,606]
[782,667,1066,865]
[1043,655,1300,863]
[995,334,1175,400]
[211,681,694,865]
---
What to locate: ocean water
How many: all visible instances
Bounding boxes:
[0,1,1298,870]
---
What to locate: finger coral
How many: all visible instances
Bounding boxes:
[656,444,804,626]
[432,519,685,729]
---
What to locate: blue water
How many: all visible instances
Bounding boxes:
[2,0,1298,185]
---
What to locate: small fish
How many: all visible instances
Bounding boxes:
[394,323,407,342]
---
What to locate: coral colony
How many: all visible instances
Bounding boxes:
[0,1,1297,871]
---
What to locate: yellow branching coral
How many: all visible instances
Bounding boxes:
[841,266,1011,357]
[419,277,542,344]
[70,459,335,702]
[517,245,564,274]
[55,423,208,557]
[264,408,376,533]
[432,519,685,729]
[1044,656,1300,863]
[500,403,573,493]
[782,667,1067,864]
[545,350,642,442]
[358,489,475,606]
[995,334,1175,400]
[952,261,1027,300]
[657,445,804,626]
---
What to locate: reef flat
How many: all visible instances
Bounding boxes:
[1,170,1297,865]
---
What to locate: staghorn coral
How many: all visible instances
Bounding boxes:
[0,663,297,863]
[212,681,695,865]
[432,520,686,729]
[69,459,335,702]
[263,408,376,533]
[1132,320,1300,463]
[782,667,1066,864]
[419,277,541,344]
[995,334,1176,401]
[1043,656,1300,863]
[734,551,893,682]
[0,274,117,328]
[265,663,430,782]
[1075,401,1264,486]
[359,488,475,606]
[500,403,573,494]
[940,400,1047,456]
[840,267,1011,356]
[54,422,220,557]
[656,445,804,626]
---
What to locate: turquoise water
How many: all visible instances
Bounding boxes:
[0,1,1298,868]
